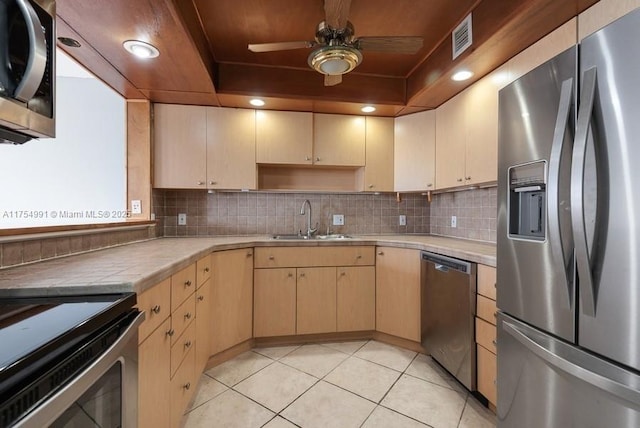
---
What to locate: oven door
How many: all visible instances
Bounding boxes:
[14,311,143,428]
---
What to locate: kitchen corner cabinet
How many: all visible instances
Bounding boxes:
[363,117,394,192]
[375,247,421,342]
[313,113,366,166]
[394,110,436,192]
[256,110,313,165]
[154,104,257,189]
[210,249,254,355]
[475,264,497,407]
[153,104,207,189]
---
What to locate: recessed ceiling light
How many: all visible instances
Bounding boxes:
[58,37,81,48]
[361,106,376,113]
[452,70,473,81]
[123,40,159,59]
[249,98,265,107]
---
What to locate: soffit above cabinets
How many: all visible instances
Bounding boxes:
[56,0,599,116]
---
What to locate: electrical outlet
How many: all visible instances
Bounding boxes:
[131,200,141,214]
[399,215,407,226]
[178,213,187,226]
[451,215,457,228]
[333,214,345,226]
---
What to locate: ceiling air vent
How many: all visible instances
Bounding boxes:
[452,13,472,60]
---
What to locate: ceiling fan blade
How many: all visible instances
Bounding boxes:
[248,41,315,53]
[324,0,351,29]
[324,74,342,86]
[356,36,424,54]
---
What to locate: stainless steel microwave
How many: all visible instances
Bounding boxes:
[0,0,55,144]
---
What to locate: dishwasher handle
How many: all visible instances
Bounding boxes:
[421,251,472,274]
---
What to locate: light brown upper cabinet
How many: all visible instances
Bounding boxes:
[579,0,638,40]
[154,104,207,189]
[255,110,313,165]
[435,65,509,190]
[394,110,436,192]
[313,113,366,166]
[363,117,394,192]
[154,104,257,190]
[206,108,256,190]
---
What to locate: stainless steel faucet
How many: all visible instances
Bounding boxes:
[300,199,318,238]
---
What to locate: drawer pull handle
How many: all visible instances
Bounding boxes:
[247,252,253,257]
[377,251,384,256]
[184,312,192,320]
[166,329,175,337]
[204,267,210,273]
[493,312,497,318]
[494,282,497,288]
[457,178,463,182]
[184,382,191,390]
[356,255,362,259]
[184,340,192,349]
[494,379,497,385]
[340,272,346,276]
[185,280,192,287]
[492,339,497,346]
[299,273,306,278]
[269,255,274,260]
[288,273,293,278]
[198,295,205,302]
[151,305,161,314]
[466,176,472,181]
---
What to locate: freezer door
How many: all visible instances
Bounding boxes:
[575,8,640,371]
[497,313,640,428]
[497,47,577,341]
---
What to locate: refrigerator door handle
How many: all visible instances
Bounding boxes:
[571,67,597,317]
[503,320,640,406]
[548,77,574,308]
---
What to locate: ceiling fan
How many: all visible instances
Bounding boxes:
[248,0,424,86]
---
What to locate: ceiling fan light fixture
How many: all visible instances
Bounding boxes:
[308,46,362,76]
[249,98,265,107]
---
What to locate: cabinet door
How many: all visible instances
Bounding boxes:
[477,344,497,405]
[195,278,212,373]
[363,117,394,192]
[464,65,509,186]
[254,268,297,337]
[153,104,207,189]
[435,94,466,189]
[394,110,436,191]
[256,110,313,164]
[337,266,375,332]
[138,318,171,428]
[210,249,254,354]
[375,247,421,342]
[170,348,196,428]
[313,113,366,166]
[578,0,639,40]
[297,267,337,334]
[206,107,256,190]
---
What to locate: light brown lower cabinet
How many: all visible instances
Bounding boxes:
[195,277,212,374]
[254,268,297,337]
[475,264,497,408]
[297,267,337,334]
[337,266,375,332]
[477,344,497,405]
[170,348,197,428]
[138,317,171,428]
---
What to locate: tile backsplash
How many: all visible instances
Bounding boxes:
[153,186,498,242]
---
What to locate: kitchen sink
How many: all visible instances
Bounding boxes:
[271,234,352,240]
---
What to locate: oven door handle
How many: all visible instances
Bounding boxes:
[13,0,48,102]
[15,311,145,428]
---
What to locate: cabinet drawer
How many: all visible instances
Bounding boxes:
[477,344,497,405]
[137,278,171,344]
[170,347,196,428]
[477,264,497,300]
[171,264,197,310]
[476,317,497,354]
[254,246,374,268]
[171,293,195,346]
[171,321,196,376]
[196,254,212,287]
[477,294,497,326]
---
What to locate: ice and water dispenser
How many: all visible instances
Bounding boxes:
[508,161,546,241]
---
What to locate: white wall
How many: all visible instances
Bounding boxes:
[0,50,126,228]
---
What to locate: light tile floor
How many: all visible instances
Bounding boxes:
[182,340,496,428]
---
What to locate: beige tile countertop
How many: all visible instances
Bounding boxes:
[0,235,495,297]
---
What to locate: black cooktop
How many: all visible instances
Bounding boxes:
[0,293,136,390]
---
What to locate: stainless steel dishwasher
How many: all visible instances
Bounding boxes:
[421,251,476,391]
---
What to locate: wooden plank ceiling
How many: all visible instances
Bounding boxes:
[56,0,599,116]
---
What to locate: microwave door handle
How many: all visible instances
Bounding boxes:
[13,0,47,102]
[571,67,597,317]
[548,77,574,309]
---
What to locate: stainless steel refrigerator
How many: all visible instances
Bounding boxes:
[497,8,640,427]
